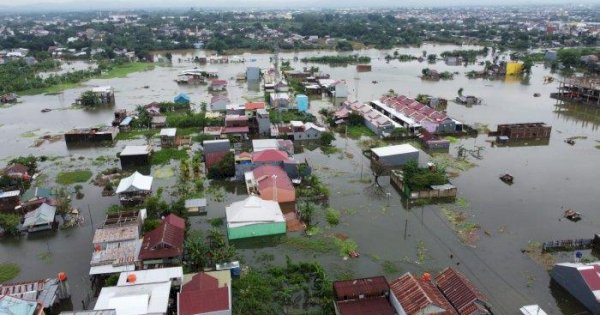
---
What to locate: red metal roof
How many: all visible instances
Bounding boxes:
[205,151,229,170]
[580,265,600,291]
[222,126,250,134]
[390,273,457,315]
[4,163,28,175]
[335,297,396,315]
[138,219,185,260]
[334,276,389,300]
[179,273,229,315]
[245,102,266,110]
[251,149,289,163]
[253,165,296,203]
[164,213,185,230]
[435,268,490,315]
[210,79,228,86]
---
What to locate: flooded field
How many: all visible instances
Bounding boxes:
[1,43,598,314]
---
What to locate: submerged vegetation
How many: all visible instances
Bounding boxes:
[300,55,371,65]
[56,170,93,185]
[0,263,21,282]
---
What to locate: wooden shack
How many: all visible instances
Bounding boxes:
[119,145,152,170]
[64,127,119,144]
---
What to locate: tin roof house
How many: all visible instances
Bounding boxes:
[178,272,232,315]
[390,272,457,315]
[0,295,43,315]
[435,268,491,315]
[225,195,286,240]
[333,276,396,315]
[22,203,56,233]
[244,165,296,204]
[138,214,185,269]
[115,172,153,206]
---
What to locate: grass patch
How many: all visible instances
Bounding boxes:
[445,136,459,144]
[595,145,600,150]
[334,238,359,257]
[20,130,39,138]
[382,261,400,274]
[321,146,341,155]
[416,240,428,264]
[282,236,337,253]
[441,206,480,247]
[150,148,188,165]
[115,129,158,141]
[154,165,176,179]
[177,127,199,137]
[209,217,224,227]
[344,125,376,138]
[0,263,20,282]
[99,62,154,79]
[56,170,93,185]
[20,82,82,95]
[455,197,469,208]
[325,207,341,226]
[523,241,556,270]
[431,153,475,176]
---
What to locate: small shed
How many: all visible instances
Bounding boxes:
[115,171,153,205]
[184,198,207,215]
[174,92,190,104]
[295,94,309,112]
[151,115,167,129]
[160,128,177,147]
[119,145,152,170]
[22,203,56,232]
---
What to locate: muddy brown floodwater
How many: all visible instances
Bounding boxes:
[1,44,599,314]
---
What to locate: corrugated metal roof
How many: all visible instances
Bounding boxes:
[435,268,490,315]
[333,276,389,300]
[390,273,457,315]
[335,297,395,315]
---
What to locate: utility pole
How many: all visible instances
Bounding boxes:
[88,205,94,236]
[403,219,408,240]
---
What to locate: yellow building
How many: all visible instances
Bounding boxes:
[506,62,524,76]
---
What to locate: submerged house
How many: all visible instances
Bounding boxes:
[3,163,30,179]
[178,271,232,315]
[290,121,326,141]
[210,95,230,111]
[495,123,552,141]
[174,92,190,104]
[22,203,56,233]
[138,214,185,269]
[184,198,207,216]
[64,127,119,145]
[119,145,152,170]
[0,190,20,213]
[435,267,491,315]
[270,93,290,110]
[371,144,420,168]
[333,276,396,315]
[244,165,296,205]
[115,172,153,206]
[209,79,228,91]
[551,262,600,314]
[389,272,457,315]
[225,196,286,240]
[160,128,177,147]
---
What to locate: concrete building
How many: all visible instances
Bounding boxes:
[495,123,552,141]
[256,109,271,136]
[371,144,419,168]
[290,121,326,141]
[225,196,286,240]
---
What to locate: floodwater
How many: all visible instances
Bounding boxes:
[1,43,599,314]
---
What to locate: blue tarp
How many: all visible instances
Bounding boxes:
[174,93,190,104]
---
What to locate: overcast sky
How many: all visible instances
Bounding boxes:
[0,0,595,10]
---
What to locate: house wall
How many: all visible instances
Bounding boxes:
[293,129,321,141]
[257,116,271,136]
[435,120,457,134]
[227,222,286,240]
[389,293,407,315]
[120,154,150,170]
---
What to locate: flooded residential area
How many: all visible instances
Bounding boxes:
[0,3,599,315]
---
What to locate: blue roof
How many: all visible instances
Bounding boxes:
[120,116,133,126]
[174,93,190,103]
[0,296,39,314]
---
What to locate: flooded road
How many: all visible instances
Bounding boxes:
[0,44,598,314]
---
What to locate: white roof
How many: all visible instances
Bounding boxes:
[371,144,419,157]
[290,120,303,127]
[94,281,171,315]
[120,145,151,156]
[92,86,113,93]
[115,172,153,194]
[90,264,135,276]
[520,305,548,315]
[23,203,56,227]
[252,139,279,152]
[117,267,183,286]
[159,128,176,137]
[226,196,284,228]
[304,122,326,132]
[0,190,20,198]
